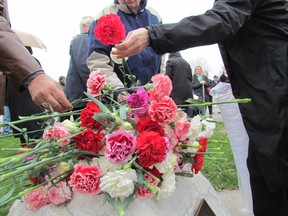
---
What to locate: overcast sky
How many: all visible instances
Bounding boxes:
[8,0,224,81]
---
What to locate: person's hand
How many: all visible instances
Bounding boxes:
[28,74,73,112]
[200,80,206,84]
[117,91,129,102]
[113,28,150,58]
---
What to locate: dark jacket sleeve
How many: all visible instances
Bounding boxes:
[0,16,43,89]
[71,34,90,85]
[148,0,260,54]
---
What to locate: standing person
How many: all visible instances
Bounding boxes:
[1,105,10,135]
[58,76,66,90]
[211,75,219,88]
[113,1,288,215]
[165,52,196,118]
[5,46,46,145]
[64,16,94,112]
[0,0,72,115]
[87,0,164,101]
[203,71,213,117]
[192,66,210,116]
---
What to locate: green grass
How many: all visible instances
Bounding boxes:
[201,122,238,191]
[0,135,21,216]
[0,123,238,215]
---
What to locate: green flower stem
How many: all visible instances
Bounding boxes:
[0,148,34,152]
[207,139,229,144]
[0,152,74,181]
[196,151,224,155]
[204,157,228,161]
[143,180,158,194]
[0,110,80,127]
[177,143,202,149]
[117,198,125,216]
[132,161,160,183]
[178,98,251,107]
[0,183,45,207]
[123,155,138,170]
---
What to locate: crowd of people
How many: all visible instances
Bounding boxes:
[1,0,288,215]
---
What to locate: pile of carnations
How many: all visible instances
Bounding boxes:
[0,13,235,216]
[0,71,218,216]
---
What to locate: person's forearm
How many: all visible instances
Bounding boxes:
[0,16,43,89]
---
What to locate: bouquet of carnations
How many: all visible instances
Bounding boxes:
[0,13,238,216]
[0,70,216,216]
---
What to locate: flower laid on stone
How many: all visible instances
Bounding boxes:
[0,71,219,216]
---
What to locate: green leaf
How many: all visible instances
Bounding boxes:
[119,106,127,119]
[185,98,205,104]
[84,92,110,113]
[137,171,144,185]
[0,185,15,204]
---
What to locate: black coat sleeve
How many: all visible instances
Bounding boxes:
[148,0,260,54]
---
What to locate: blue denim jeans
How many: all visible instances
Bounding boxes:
[2,106,11,135]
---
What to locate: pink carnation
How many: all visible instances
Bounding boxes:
[43,129,53,140]
[126,87,149,116]
[149,74,172,102]
[148,96,178,126]
[69,163,102,195]
[105,130,136,163]
[175,119,191,139]
[87,70,106,96]
[52,123,71,146]
[23,186,49,211]
[47,182,72,205]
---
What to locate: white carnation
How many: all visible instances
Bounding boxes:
[110,48,128,64]
[199,120,216,138]
[100,169,137,198]
[155,152,178,174]
[156,172,176,200]
[182,115,202,142]
[97,156,119,174]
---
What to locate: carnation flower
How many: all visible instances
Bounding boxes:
[191,137,207,174]
[175,119,191,140]
[105,130,136,164]
[126,87,150,116]
[23,186,49,211]
[74,128,105,154]
[47,182,72,205]
[100,169,137,198]
[43,128,53,140]
[154,152,178,174]
[80,101,104,130]
[87,70,106,96]
[136,131,167,168]
[148,74,172,102]
[148,96,178,126]
[94,14,126,46]
[69,163,102,195]
[95,156,119,174]
[156,172,176,200]
[135,115,165,136]
[51,123,71,146]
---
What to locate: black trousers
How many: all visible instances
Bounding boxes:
[247,144,288,216]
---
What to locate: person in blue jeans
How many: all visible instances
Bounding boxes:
[2,105,10,135]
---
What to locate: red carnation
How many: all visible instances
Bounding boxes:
[191,136,208,174]
[136,131,166,168]
[135,116,165,136]
[80,101,104,131]
[74,128,105,154]
[94,14,126,46]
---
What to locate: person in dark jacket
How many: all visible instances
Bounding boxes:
[87,0,163,101]
[114,1,288,215]
[0,0,72,115]
[165,52,197,118]
[5,46,46,145]
[192,66,211,116]
[62,16,94,122]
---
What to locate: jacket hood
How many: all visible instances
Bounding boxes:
[114,0,147,12]
[169,52,182,59]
